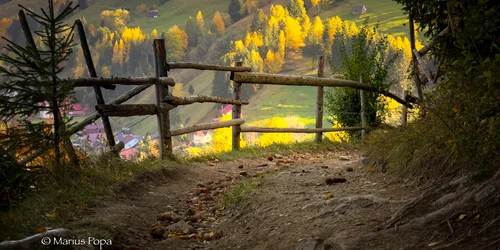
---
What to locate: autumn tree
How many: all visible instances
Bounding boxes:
[285,16,304,52]
[258,117,295,147]
[265,49,284,73]
[250,9,268,34]
[212,114,246,152]
[172,83,185,96]
[211,11,225,36]
[287,0,306,19]
[165,25,188,61]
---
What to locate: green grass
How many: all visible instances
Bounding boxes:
[68,0,229,33]
[218,177,261,207]
[317,0,408,37]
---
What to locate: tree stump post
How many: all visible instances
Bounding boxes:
[232,61,244,151]
[153,39,173,159]
[315,55,325,143]
[360,74,367,141]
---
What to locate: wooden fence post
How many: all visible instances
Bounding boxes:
[153,39,173,159]
[232,61,244,151]
[360,74,367,141]
[315,55,325,143]
[409,13,425,118]
[401,90,408,125]
[75,20,117,152]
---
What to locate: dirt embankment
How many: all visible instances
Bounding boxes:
[73,149,500,250]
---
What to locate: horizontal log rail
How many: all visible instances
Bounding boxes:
[232,72,414,108]
[165,95,249,105]
[166,62,251,72]
[240,126,365,133]
[96,104,175,117]
[418,26,449,56]
[73,77,175,87]
[19,84,152,165]
[170,118,245,136]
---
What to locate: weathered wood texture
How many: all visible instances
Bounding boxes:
[96,104,174,117]
[73,77,175,87]
[360,75,367,141]
[315,55,325,143]
[409,13,425,117]
[165,95,249,105]
[167,62,251,72]
[232,62,244,151]
[154,39,172,158]
[418,26,449,56]
[232,72,413,107]
[170,119,245,136]
[413,49,435,85]
[240,127,365,133]
[75,19,116,150]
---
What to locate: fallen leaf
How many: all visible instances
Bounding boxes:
[324,193,333,199]
[128,171,133,176]
[36,227,48,233]
[457,214,466,221]
[428,242,441,247]
[452,107,458,113]
[45,211,57,219]
[354,222,364,226]
[474,214,480,220]
[367,167,374,173]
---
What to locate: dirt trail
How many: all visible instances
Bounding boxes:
[71,150,434,250]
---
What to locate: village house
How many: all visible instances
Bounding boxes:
[351,5,367,15]
[212,104,244,122]
[146,10,158,18]
[192,130,212,145]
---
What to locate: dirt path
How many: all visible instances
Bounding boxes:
[72,150,428,250]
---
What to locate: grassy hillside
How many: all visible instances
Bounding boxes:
[68,0,229,33]
[318,0,408,36]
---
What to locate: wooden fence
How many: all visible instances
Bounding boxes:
[16,13,423,165]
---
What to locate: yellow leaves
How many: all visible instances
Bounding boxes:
[151,29,159,38]
[325,120,350,143]
[45,210,57,219]
[457,214,466,221]
[234,40,245,53]
[428,242,441,247]
[258,117,295,147]
[285,16,305,51]
[244,32,264,48]
[101,66,111,78]
[265,49,284,73]
[311,0,320,7]
[452,107,458,113]
[312,16,324,41]
[121,27,145,43]
[324,193,333,199]
[36,227,48,233]
[212,11,225,36]
[212,114,247,153]
[196,10,205,28]
[172,83,185,97]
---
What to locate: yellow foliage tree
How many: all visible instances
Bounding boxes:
[312,16,324,41]
[151,29,158,38]
[285,16,304,51]
[172,83,185,96]
[265,49,284,73]
[212,11,225,36]
[258,117,295,147]
[212,114,246,152]
[325,120,350,143]
[101,65,111,78]
[74,65,85,78]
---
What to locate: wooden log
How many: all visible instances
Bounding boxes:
[360,74,367,141]
[167,62,251,72]
[96,104,175,117]
[409,13,425,117]
[75,20,116,150]
[19,84,152,165]
[315,55,325,143]
[165,95,249,105]
[232,72,414,108]
[232,62,244,151]
[418,26,449,56]
[154,39,173,158]
[240,127,365,133]
[413,49,435,85]
[72,77,175,87]
[170,118,245,137]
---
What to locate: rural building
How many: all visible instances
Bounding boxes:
[192,131,212,145]
[146,10,159,18]
[351,5,367,14]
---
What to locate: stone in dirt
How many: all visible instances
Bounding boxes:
[339,156,350,161]
[274,154,284,159]
[295,237,320,250]
[166,220,196,234]
[325,177,347,185]
[346,167,354,172]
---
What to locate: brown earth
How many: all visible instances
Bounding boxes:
[72,149,500,250]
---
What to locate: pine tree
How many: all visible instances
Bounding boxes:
[185,16,198,48]
[211,71,232,99]
[0,0,79,166]
[251,9,268,33]
[287,0,306,19]
[228,0,244,23]
[188,85,195,95]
